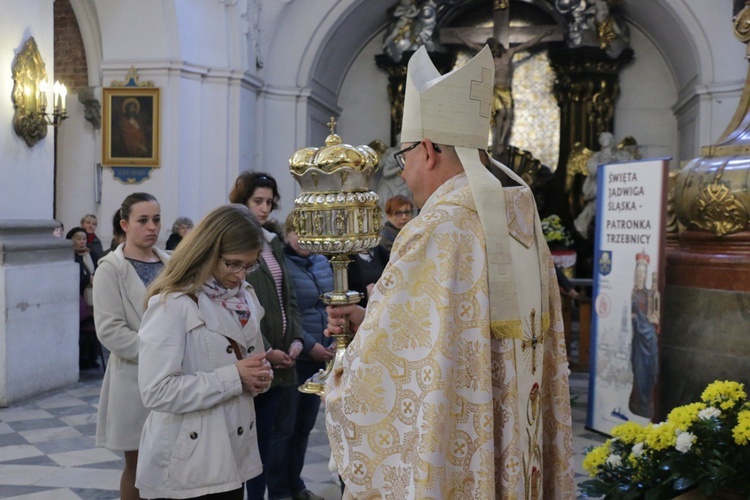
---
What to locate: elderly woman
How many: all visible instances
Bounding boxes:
[66,226,98,370]
[136,204,273,499]
[166,216,194,251]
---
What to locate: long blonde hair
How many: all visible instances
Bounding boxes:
[146,204,263,302]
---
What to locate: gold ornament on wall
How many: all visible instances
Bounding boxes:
[733,3,750,44]
[675,156,750,237]
[692,181,748,236]
[11,37,68,147]
[665,170,680,235]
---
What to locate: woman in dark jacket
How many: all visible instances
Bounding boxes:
[165,216,193,251]
[266,213,335,500]
[66,227,99,370]
[229,171,304,500]
[81,214,105,265]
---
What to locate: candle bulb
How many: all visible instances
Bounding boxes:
[27,85,36,113]
[60,83,67,114]
[52,81,61,112]
[38,80,48,113]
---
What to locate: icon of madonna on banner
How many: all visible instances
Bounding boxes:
[628,251,660,418]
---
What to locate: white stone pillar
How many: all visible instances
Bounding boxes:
[0,222,79,406]
[1,1,80,406]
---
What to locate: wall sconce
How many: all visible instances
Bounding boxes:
[11,37,68,147]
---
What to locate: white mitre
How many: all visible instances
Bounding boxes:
[401,46,494,148]
[401,46,549,338]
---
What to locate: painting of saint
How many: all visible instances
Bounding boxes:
[111,96,152,158]
[103,87,160,167]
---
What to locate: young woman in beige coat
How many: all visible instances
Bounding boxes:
[136,204,273,499]
[93,192,170,500]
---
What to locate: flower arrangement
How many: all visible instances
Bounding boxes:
[541,214,574,249]
[580,380,750,499]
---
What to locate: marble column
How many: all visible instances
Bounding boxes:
[0,221,79,406]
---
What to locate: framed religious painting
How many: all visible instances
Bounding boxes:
[102,87,160,167]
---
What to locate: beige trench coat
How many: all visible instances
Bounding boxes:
[136,290,266,498]
[92,243,170,450]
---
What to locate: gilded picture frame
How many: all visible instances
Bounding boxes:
[102,87,160,167]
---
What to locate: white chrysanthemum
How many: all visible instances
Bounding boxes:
[606,453,622,467]
[698,407,721,420]
[631,442,645,458]
[675,431,696,453]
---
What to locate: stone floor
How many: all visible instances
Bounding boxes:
[0,368,604,499]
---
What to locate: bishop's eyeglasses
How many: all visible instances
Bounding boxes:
[394,141,442,170]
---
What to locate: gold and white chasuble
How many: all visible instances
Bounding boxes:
[325,173,574,499]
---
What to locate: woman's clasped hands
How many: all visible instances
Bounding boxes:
[236,351,274,394]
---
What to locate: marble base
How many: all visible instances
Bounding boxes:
[667,230,750,292]
[0,220,79,406]
[659,285,750,420]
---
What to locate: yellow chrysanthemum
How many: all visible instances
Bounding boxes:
[644,422,678,451]
[733,410,750,446]
[667,402,706,432]
[701,380,746,410]
[611,421,645,444]
[582,441,611,476]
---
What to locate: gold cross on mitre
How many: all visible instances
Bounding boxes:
[470,67,493,118]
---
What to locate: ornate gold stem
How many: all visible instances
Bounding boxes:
[298,255,362,396]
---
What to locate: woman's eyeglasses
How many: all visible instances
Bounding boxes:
[393,141,442,170]
[221,256,260,274]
